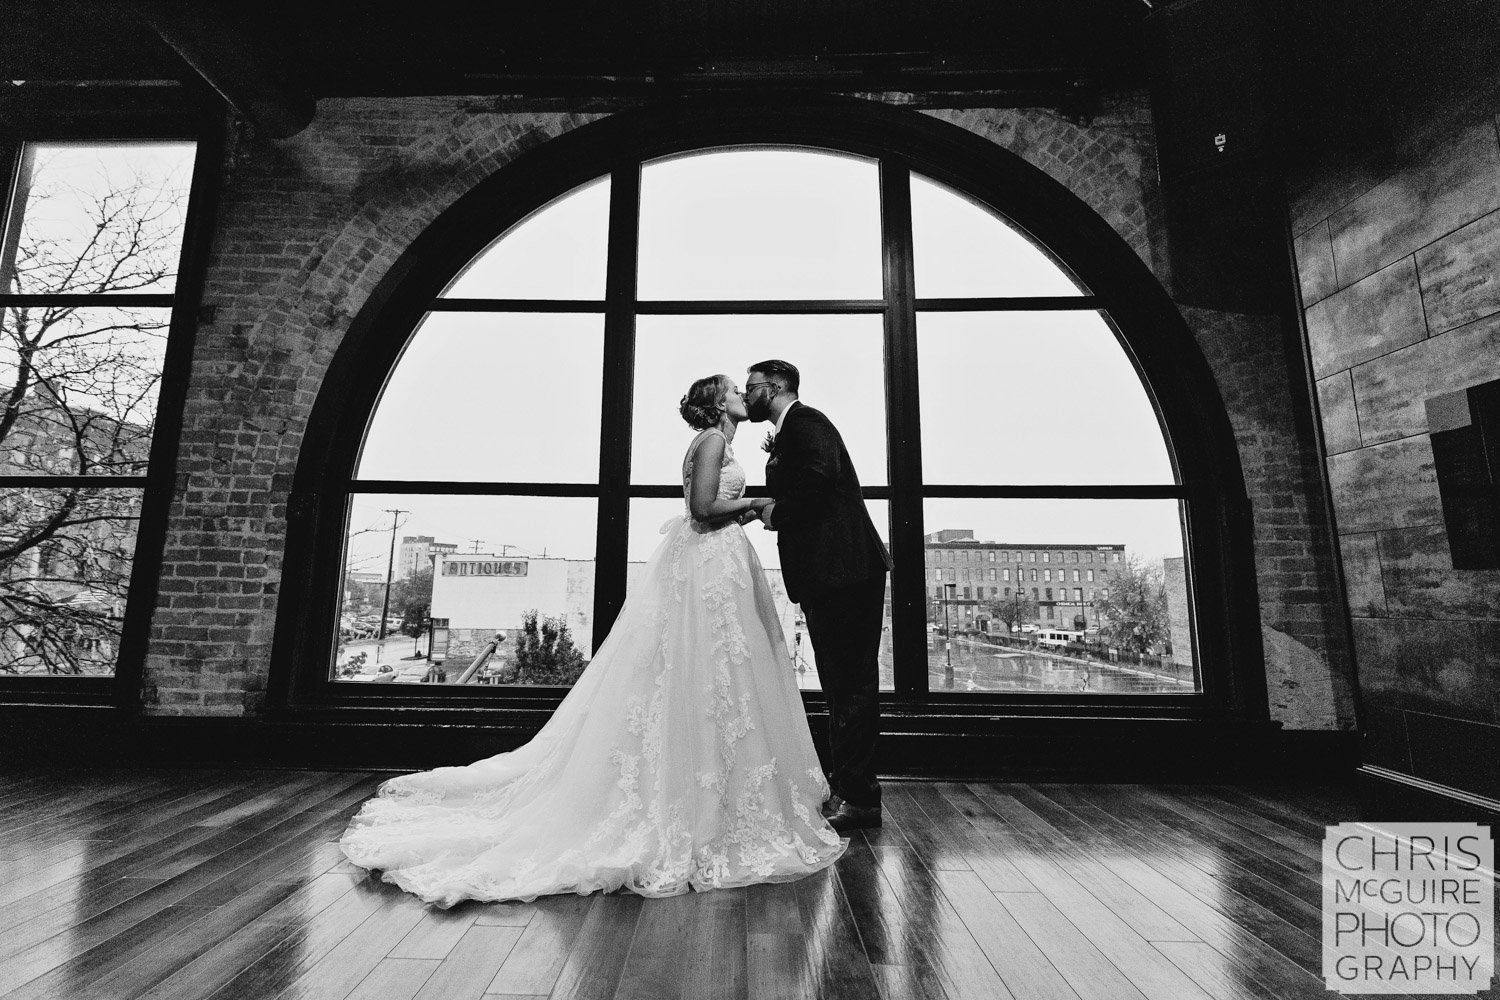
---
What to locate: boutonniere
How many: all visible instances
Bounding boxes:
[762,431,777,455]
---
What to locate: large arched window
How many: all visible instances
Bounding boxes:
[276,100,1262,720]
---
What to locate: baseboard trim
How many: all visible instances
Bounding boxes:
[0,704,1364,783]
[1356,765,1500,827]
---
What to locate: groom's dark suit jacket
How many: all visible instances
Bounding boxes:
[766,403,892,604]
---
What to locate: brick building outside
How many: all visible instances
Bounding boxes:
[924,528,1125,632]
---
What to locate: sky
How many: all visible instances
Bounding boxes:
[12,142,196,297]
[0,142,195,428]
[348,148,1184,580]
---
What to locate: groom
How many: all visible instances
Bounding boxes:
[745,360,892,832]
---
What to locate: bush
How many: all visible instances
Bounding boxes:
[512,610,588,685]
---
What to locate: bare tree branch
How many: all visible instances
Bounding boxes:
[1,145,189,675]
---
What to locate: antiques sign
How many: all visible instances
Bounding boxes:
[442,560,529,577]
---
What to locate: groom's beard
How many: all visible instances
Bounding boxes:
[746,397,771,422]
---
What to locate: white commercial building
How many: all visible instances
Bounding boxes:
[431,552,801,665]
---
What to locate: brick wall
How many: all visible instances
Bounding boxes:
[144,101,604,714]
[142,92,1351,732]
[1289,83,1500,796]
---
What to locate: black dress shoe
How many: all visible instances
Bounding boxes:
[827,803,882,833]
[821,795,844,819]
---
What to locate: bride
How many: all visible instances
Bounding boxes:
[339,374,846,906]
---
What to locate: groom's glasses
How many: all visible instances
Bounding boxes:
[744,381,777,395]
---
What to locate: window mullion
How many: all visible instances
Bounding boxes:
[591,161,642,654]
[0,143,29,291]
[879,158,927,700]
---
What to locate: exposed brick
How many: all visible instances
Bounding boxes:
[136,93,1349,732]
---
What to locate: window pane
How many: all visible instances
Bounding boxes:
[0,486,141,676]
[911,173,1085,298]
[917,311,1174,485]
[3,143,195,296]
[627,497,893,692]
[631,314,887,486]
[441,177,610,300]
[638,149,882,300]
[333,494,597,686]
[1,306,170,476]
[921,498,1197,694]
[357,313,603,482]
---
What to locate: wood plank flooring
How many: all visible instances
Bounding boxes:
[0,768,1469,1000]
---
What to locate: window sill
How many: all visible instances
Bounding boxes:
[0,676,118,706]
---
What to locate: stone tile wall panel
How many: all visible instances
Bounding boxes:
[1304,256,1426,377]
[1377,524,1500,621]
[1294,220,1339,306]
[1414,206,1500,334]
[1328,121,1500,287]
[1338,532,1386,617]
[1291,101,1500,801]
[1325,436,1442,533]
[1349,616,1500,725]
[1349,312,1500,445]
[1315,371,1361,455]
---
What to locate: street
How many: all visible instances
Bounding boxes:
[334,629,1194,694]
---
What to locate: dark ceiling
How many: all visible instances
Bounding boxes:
[6,0,1499,155]
[3,0,1154,123]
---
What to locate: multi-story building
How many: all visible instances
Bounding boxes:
[396,535,459,579]
[923,529,1125,631]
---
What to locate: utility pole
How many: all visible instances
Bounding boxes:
[468,539,484,553]
[378,509,408,642]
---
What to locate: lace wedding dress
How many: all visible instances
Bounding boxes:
[340,428,845,906]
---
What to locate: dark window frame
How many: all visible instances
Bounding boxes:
[270,96,1264,722]
[0,95,222,706]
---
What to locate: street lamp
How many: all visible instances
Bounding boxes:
[943,582,956,672]
[1012,577,1022,637]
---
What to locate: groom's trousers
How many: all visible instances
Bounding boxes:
[799,573,886,809]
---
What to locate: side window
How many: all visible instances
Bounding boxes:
[1,140,197,679]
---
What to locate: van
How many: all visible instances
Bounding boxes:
[1037,629,1084,648]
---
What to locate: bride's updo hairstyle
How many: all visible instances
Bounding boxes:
[679,374,730,430]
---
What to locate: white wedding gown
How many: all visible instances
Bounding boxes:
[340,429,846,906]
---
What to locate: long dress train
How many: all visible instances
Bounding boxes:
[339,429,845,906]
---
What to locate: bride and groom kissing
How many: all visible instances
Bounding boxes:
[339,359,892,907]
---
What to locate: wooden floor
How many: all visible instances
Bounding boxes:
[0,768,1464,1000]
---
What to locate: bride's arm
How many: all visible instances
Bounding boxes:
[688,434,765,526]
